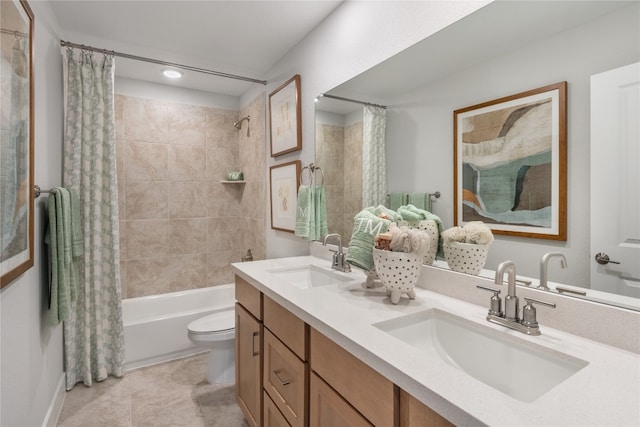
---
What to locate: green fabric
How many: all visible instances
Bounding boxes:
[295,185,313,239]
[398,204,444,255]
[346,207,391,271]
[388,192,406,211]
[46,187,76,326]
[314,186,328,239]
[362,106,387,207]
[408,192,432,212]
[374,204,402,222]
[69,188,83,257]
[62,47,124,390]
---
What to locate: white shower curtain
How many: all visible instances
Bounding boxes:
[61,47,125,390]
[362,105,387,207]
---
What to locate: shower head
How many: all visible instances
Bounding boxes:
[233,116,251,137]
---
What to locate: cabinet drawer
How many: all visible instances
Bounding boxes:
[264,329,308,427]
[310,328,395,427]
[399,389,453,427]
[264,391,292,427]
[310,372,372,427]
[264,295,307,360]
[236,275,262,320]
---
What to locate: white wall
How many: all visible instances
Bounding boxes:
[0,2,65,426]
[385,3,640,286]
[252,0,491,259]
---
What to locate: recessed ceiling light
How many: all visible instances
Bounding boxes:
[162,69,182,79]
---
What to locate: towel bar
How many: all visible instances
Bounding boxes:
[34,185,57,198]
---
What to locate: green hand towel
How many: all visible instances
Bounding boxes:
[295,185,313,239]
[408,192,432,212]
[68,188,83,257]
[46,187,73,326]
[389,192,406,210]
[400,204,444,256]
[397,204,423,221]
[346,207,391,271]
[314,186,328,240]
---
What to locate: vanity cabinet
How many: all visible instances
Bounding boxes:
[235,274,452,427]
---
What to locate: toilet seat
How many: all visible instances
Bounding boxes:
[187,310,235,342]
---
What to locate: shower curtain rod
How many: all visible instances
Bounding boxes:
[1,29,28,38]
[320,93,386,109]
[60,40,267,85]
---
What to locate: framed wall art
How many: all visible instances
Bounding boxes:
[1,0,35,287]
[453,82,567,240]
[269,74,302,157]
[270,160,301,233]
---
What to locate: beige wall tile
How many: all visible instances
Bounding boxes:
[168,219,208,255]
[126,219,169,259]
[207,183,241,218]
[168,145,206,181]
[167,254,207,291]
[207,217,241,252]
[169,182,207,218]
[168,104,206,146]
[125,181,169,220]
[206,147,238,181]
[125,141,169,181]
[124,98,169,143]
[206,251,240,286]
[206,108,239,149]
[125,258,173,297]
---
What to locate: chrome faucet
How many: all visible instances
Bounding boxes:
[477,260,556,336]
[496,260,519,321]
[538,252,568,290]
[322,233,351,273]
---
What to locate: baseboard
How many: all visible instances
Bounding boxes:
[42,373,65,427]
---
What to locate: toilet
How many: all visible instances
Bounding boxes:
[187,309,235,384]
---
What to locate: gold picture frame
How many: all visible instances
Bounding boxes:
[1,0,35,287]
[453,82,567,240]
[269,74,302,157]
[270,160,301,233]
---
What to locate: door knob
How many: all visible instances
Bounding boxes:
[595,252,621,265]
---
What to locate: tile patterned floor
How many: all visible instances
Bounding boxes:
[57,354,249,427]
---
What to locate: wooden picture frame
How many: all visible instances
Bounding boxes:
[453,82,567,240]
[270,160,301,233]
[269,74,302,157]
[1,0,35,287]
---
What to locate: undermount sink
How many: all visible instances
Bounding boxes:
[373,309,588,402]
[268,265,353,289]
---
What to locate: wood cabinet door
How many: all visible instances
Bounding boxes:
[399,389,453,427]
[309,372,372,427]
[264,391,292,427]
[236,303,262,427]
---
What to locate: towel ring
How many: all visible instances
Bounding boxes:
[299,163,325,187]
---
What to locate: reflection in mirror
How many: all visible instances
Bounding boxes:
[314,1,640,311]
[314,96,364,246]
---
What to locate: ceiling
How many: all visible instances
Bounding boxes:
[317,0,632,115]
[48,0,343,96]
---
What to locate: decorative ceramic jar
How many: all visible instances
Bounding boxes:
[372,248,422,304]
[443,241,490,275]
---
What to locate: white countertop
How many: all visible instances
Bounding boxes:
[231,255,640,426]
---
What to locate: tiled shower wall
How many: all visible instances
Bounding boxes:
[315,121,362,243]
[115,93,265,298]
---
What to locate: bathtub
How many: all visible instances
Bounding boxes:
[122,284,235,370]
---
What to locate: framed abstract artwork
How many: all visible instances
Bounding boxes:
[269,74,302,157]
[270,160,301,233]
[1,0,35,286]
[453,82,567,240]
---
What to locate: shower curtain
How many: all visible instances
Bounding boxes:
[61,47,125,390]
[362,105,387,207]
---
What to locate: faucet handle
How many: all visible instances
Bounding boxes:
[476,285,503,317]
[522,297,556,329]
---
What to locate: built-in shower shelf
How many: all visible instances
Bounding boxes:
[220,180,246,184]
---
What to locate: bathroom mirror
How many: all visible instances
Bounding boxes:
[1,0,34,287]
[314,0,640,310]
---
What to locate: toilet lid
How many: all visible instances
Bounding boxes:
[188,310,234,334]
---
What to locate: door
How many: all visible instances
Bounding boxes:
[590,62,640,298]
